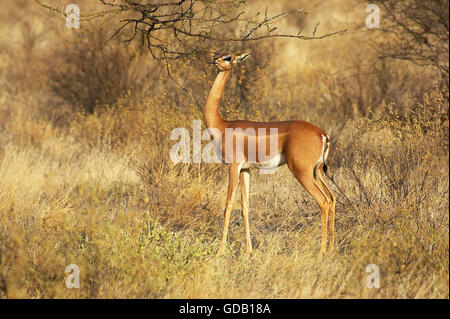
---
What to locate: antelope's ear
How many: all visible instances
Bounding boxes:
[233,52,251,64]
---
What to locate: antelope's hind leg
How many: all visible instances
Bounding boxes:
[288,162,331,253]
[316,164,336,251]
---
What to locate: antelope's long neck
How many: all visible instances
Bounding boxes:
[204,70,230,130]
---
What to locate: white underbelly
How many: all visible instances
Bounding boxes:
[241,153,286,170]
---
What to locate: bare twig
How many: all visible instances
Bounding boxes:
[35,0,347,62]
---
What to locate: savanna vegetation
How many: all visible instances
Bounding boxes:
[0,0,448,298]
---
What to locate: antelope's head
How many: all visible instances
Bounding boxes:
[211,52,252,71]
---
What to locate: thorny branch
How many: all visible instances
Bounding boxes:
[374,0,449,89]
[35,0,347,89]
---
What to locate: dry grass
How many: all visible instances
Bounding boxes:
[0,0,448,298]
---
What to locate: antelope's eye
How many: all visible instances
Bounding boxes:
[223,56,231,62]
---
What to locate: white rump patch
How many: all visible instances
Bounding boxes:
[315,134,329,167]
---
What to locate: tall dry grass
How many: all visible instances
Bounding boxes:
[0,0,448,298]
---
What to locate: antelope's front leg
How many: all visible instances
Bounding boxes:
[218,164,240,255]
[240,169,252,253]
